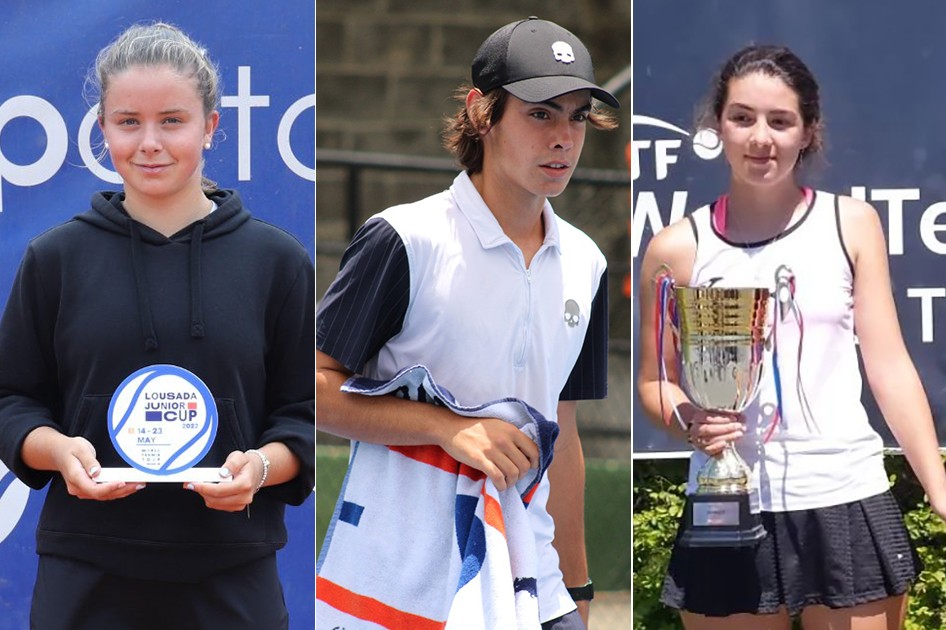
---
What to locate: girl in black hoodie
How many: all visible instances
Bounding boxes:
[0,22,314,630]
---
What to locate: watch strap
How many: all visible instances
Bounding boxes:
[566,578,594,602]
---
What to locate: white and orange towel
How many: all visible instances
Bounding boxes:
[316,365,559,629]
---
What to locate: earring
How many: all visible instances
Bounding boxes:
[204,141,211,149]
[104,141,109,149]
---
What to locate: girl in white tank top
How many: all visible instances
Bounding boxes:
[637,44,946,628]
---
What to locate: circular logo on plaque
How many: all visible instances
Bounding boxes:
[108,365,218,476]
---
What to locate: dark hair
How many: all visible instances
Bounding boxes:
[699,45,823,164]
[442,86,510,175]
[442,85,618,175]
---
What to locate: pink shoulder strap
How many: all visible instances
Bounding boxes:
[712,187,814,236]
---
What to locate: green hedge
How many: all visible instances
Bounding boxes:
[633,456,946,629]
[316,446,632,591]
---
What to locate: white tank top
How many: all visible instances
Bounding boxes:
[685,190,889,512]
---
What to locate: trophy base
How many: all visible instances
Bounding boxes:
[679,493,767,548]
[94,467,233,483]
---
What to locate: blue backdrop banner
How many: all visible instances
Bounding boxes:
[633,1,946,457]
[0,2,313,628]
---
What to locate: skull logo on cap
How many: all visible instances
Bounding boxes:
[551,41,575,64]
[564,299,580,327]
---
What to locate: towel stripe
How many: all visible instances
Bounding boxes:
[388,445,486,481]
[317,576,447,630]
[482,485,506,539]
[522,483,539,505]
[339,501,365,526]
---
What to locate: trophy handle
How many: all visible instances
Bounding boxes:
[763,265,797,441]
[653,265,688,432]
[767,264,820,437]
[654,263,679,342]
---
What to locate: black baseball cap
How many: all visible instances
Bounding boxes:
[472,17,620,109]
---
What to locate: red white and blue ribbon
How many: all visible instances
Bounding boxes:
[764,264,817,442]
[654,265,686,431]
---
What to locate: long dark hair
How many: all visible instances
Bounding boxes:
[699,45,824,164]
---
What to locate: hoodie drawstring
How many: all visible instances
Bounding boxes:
[129,219,207,350]
[189,222,205,338]
[129,220,159,351]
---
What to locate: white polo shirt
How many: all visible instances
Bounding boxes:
[318,171,608,622]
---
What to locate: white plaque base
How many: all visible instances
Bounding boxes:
[94,467,233,483]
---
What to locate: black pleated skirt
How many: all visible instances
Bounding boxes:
[660,490,920,617]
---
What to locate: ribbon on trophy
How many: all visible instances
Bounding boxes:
[654,264,687,432]
[765,264,818,441]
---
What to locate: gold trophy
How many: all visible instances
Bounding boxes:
[670,285,770,547]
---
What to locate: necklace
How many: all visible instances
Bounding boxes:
[701,187,813,290]
[714,187,813,248]
[708,188,818,441]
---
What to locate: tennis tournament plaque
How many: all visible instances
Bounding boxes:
[95,365,230,483]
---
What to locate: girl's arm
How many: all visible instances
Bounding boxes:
[842,195,946,519]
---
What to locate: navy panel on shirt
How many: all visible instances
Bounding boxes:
[316,218,410,374]
[560,269,608,401]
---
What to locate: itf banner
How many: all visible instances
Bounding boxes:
[0,1,313,628]
[633,1,946,456]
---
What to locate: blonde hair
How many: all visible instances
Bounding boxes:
[90,22,221,192]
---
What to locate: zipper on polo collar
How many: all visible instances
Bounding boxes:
[514,266,534,367]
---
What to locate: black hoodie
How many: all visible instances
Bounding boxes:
[0,189,314,581]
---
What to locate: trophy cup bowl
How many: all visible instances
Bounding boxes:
[673,285,770,547]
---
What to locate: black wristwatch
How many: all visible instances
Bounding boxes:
[566,578,594,602]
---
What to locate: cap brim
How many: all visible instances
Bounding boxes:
[503,75,620,109]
